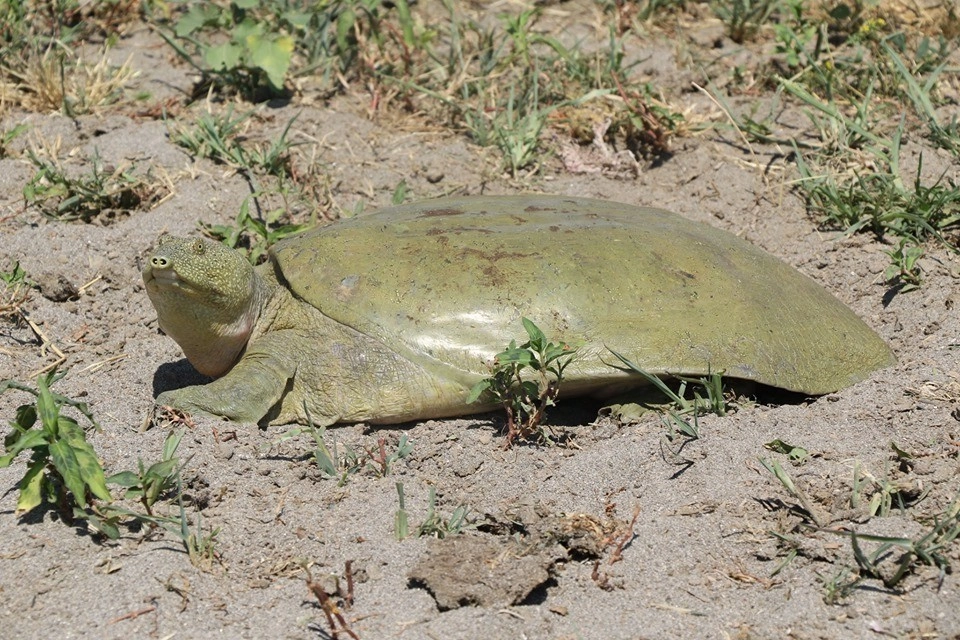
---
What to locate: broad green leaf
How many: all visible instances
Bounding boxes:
[145,457,179,480]
[76,508,120,539]
[0,428,49,466]
[59,419,111,502]
[105,470,140,487]
[36,374,60,434]
[496,347,536,368]
[49,437,87,506]
[16,459,45,514]
[544,342,574,364]
[519,380,539,398]
[249,35,294,90]
[11,403,38,433]
[466,379,491,404]
[234,16,263,42]
[205,42,243,72]
[233,0,259,8]
[282,9,311,30]
[521,317,546,346]
[174,4,218,37]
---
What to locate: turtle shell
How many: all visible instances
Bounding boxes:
[271,195,894,394]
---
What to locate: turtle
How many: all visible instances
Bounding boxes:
[142,195,895,426]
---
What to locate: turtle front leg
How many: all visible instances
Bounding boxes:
[156,332,299,424]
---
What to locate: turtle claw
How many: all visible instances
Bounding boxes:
[156,385,264,424]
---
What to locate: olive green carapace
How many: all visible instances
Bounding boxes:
[143,195,895,426]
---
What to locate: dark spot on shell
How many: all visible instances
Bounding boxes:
[549,225,560,232]
[421,207,465,217]
[427,226,493,236]
[458,247,535,262]
[679,270,695,280]
[481,264,506,286]
[450,226,493,234]
[524,205,556,212]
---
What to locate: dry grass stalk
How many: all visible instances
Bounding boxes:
[4,46,137,114]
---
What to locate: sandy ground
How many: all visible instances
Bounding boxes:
[2,3,960,639]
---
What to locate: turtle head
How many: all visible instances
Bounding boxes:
[143,235,265,377]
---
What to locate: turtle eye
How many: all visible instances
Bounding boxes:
[192,239,205,254]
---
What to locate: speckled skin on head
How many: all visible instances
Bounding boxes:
[142,195,895,426]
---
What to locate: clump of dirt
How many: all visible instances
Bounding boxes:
[409,534,565,610]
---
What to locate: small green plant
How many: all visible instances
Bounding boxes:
[271,406,412,485]
[160,0,295,96]
[177,490,222,571]
[608,351,732,467]
[851,450,927,518]
[494,78,548,178]
[786,73,960,286]
[415,486,470,539]
[171,107,252,161]
[711,0,782,43]
[773,12,823,70]
[394,482,469,541]
[883,239,924,292]
[608,350,730,423]
[284,409,364,486]
[882,41,960,156]
[202,195,311,265]
[0,377,218,544]
[600,0,689,29]
[362,435,414,478]
[0,370,111,518]
[841,497,960,589]
[391,178,409,205]
[171,109,300,179]
[106,430,185,517]
[0,124,27,157]
[467,318,577,446]
[820,567,860,605]
[23,150,163,222]
[0,261,29,287]
[0,260,33,318]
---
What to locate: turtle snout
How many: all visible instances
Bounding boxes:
[150,255,171,269]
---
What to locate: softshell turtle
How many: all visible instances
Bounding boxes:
[142,195,894,426]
